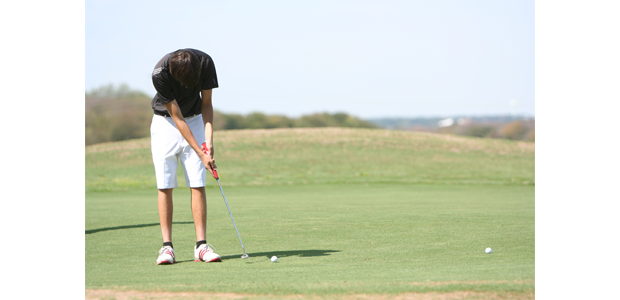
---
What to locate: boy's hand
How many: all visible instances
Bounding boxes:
[201,143,217,178]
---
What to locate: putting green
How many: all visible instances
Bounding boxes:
[86,183,534,295]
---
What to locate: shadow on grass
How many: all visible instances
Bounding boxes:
[174,250,341,264]
[224,249,340,261]
[85,221,194,234]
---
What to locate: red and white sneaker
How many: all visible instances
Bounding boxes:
[157,246,175,265]
[194,244,221,262]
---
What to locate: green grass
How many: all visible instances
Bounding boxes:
[85,128,535,297]
[86,128,534,192]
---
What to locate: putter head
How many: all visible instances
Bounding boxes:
[241,254,249,259]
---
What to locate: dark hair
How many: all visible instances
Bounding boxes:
[170,50,201,88]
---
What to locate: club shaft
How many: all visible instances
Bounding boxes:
[217,179,246,254]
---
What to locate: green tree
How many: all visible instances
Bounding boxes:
[85,84,153,145]
[459,124,495,138]
[221,113,246,129]
[294,112,376,128]
[500,121,527,140]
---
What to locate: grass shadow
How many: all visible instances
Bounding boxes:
[220,249,341,261]
[173,250,341,264]
[176,250,341,264]
[85,221,194,234]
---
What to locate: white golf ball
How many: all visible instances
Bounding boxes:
[271,256,278,262]
[485,247,493,254]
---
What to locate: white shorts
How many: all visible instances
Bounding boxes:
[151,114,207,189]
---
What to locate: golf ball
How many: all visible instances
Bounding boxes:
[271,256,278,262]
[485,247,492,254]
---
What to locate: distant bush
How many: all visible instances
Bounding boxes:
[86,84,153,145]
[383,117,535,142]
[86,84,377,145]
[294,112,377,128]
[526,129,535,142]
[449,120,534,141]
[500,121,528,140]
[458,124,495,138]
[215,112,376,130]
[245,113,295,129]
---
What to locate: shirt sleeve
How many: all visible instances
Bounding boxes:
[152,68,175,103]
[201,58,219,90]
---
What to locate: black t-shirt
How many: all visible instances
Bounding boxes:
[151,49,219,117]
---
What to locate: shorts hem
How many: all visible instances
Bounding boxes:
[157,185,179,190]
[187,182,206,188]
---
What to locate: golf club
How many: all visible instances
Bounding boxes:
[202,143,249,259]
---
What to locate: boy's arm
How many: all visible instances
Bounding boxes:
[164,99,216,175]
[201,89,215,159]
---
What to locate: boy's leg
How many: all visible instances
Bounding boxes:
[177,114,220,261]
[151,114,184,264]
[190,187,207,241]
[157,188,176,265]
[151,114,182,244]
[158,188,174,243]
[178,114,208,242]
[191,186,221,262]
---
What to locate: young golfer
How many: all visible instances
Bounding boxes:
[150,48,221,264]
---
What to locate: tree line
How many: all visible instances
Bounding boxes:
[435,119,535,142]
[371,116,535,142]
[85,84,377,145]
[86,84,533,146]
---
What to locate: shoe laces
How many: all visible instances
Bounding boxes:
[159,245,174,255]
[205,243,216,252]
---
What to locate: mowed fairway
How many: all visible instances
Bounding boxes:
[86,128,534,299]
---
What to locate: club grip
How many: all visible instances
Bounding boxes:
[201,142,219,179]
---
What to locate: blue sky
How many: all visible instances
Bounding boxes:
[86,0,534,118]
